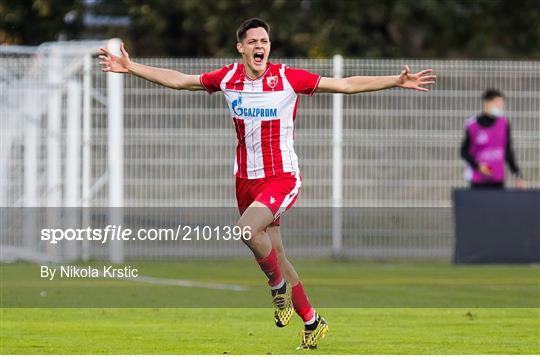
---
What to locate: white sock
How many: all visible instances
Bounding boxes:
[305,312,317,326]
[271,278,285,291]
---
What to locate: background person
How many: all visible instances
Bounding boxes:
[461,89,526,189]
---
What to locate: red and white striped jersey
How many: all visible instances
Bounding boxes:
[200,62,321,179]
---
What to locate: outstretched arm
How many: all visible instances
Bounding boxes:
[99,43,203,91]
[316,65,436,94]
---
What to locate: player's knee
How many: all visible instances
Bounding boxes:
[236,219,262,242]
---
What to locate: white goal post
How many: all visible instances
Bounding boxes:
[0,39,124,263]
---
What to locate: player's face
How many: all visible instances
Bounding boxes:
[484,96,505,116]
[237,27,271,74]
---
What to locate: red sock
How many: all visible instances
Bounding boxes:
[255,249,283,287]
[292,282,315,322]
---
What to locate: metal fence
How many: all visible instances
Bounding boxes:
[119,58,539,207]
[1,42,539,261]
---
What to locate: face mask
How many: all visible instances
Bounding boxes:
[488,107,504,117]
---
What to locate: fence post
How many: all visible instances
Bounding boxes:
[46,46,62,261]
[332,54,344,256]
[23,86,39,254]
[107,38,124,263]
[81,54,92,261]
[65,80,82,261]
[47,46,62,208]
[24,97,38,207]
[66,80,81,206]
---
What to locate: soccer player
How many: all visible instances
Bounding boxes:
[99,18,436,349]
[461,89,526,189]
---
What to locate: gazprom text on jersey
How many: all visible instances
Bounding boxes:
[235,107,278,118]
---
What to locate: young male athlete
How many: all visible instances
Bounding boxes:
[99,18,436,349]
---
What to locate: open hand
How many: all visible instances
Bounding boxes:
[396,65,436,92]
[516,178,527,190]
[99,42,131,73]
[478,163,493,177]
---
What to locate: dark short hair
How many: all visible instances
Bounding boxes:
[482,88,505,101]
[236,18,270,42]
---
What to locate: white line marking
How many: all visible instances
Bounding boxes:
[116,274,249,292]
[66,264,250,292]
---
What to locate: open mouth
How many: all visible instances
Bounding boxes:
[253,52,264,64]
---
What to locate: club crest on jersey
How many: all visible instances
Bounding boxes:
[476,130,489,145]
[266,75,278,88]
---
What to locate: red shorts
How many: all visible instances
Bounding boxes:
[236,172,302,225]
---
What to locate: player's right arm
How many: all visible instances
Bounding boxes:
[99,43,203,91]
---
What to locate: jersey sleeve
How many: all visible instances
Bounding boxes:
[284,66,322,96]
[199,64,232,94]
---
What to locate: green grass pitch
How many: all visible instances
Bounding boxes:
[1,260,539,354]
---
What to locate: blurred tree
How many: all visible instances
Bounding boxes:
[0,0,81,44]
[1,0,539,59]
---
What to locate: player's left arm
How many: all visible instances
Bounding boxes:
[316,65,436,94]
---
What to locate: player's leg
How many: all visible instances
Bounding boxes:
[236,176,283,285]
[236,201,292,327]
[236,201,274,259]
[266,225,299,284]
[236,177,285,290]
[237,202,284,289]
[267,225,329,349]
